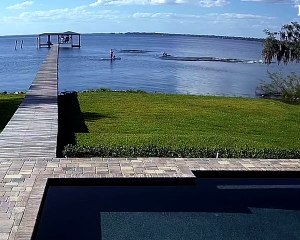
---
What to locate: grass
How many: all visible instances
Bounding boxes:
[73,91,300,149]
[0,94,24,132]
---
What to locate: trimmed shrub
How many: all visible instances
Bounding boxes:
[63,144,300,159]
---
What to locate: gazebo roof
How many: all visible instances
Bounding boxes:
[38,31,80,36]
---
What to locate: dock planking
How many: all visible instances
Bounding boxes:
[0,45,59,159]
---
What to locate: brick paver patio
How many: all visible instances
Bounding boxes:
[0,157,299,240]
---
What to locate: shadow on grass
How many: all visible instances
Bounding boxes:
[82,112,111,122]
[0,96,23,132]
[57,92,106,157]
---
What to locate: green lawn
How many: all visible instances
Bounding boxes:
[0,94,24,132]
[75,91,300,149]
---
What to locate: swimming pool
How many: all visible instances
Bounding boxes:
[34,173,300,240]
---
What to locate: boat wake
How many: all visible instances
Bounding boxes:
[159,56,263,64]
[119,49,152,53]
[99,57,121,61]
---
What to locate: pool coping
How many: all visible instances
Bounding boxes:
[0,157,300,240]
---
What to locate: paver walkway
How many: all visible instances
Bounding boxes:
[0,45,58,159]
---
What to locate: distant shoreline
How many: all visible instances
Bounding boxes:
[121,32,264,42]
[0,32,264,42]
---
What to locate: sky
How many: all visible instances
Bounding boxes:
[0,0,299,37]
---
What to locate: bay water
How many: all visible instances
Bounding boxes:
[0,33,299,97]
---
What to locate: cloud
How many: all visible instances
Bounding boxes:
[214,12,275,20]
[129,11,279,37]
[18,7,87,21]
[6,1,34,10]
[241,0,300,9]
[133,11,274,21]
[131,11,276,27]
[241,0,285,2]
[198,0,228,7]
[2,6,119,24]
[241,0,299,4]
[90,0,228,7]
[132,12,203,19]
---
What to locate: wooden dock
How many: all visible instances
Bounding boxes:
[0,45,59,159]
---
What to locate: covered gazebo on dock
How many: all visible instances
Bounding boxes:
[37,31,81,48]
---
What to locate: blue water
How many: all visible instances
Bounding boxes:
[0,34,299,97]
[0,35,48,92]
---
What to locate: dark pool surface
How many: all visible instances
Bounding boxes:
[34,177,300,240]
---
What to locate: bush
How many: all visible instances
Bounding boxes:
[63,144,300,159]
[125,89,147,93]
[256,72,300,103]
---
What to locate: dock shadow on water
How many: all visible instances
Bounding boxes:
[57,92,104,157]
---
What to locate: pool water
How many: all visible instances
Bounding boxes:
[34,177,300,240]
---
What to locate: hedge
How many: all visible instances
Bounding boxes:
[62,144,300,159]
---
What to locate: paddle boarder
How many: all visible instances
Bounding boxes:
[110,49,114,59]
